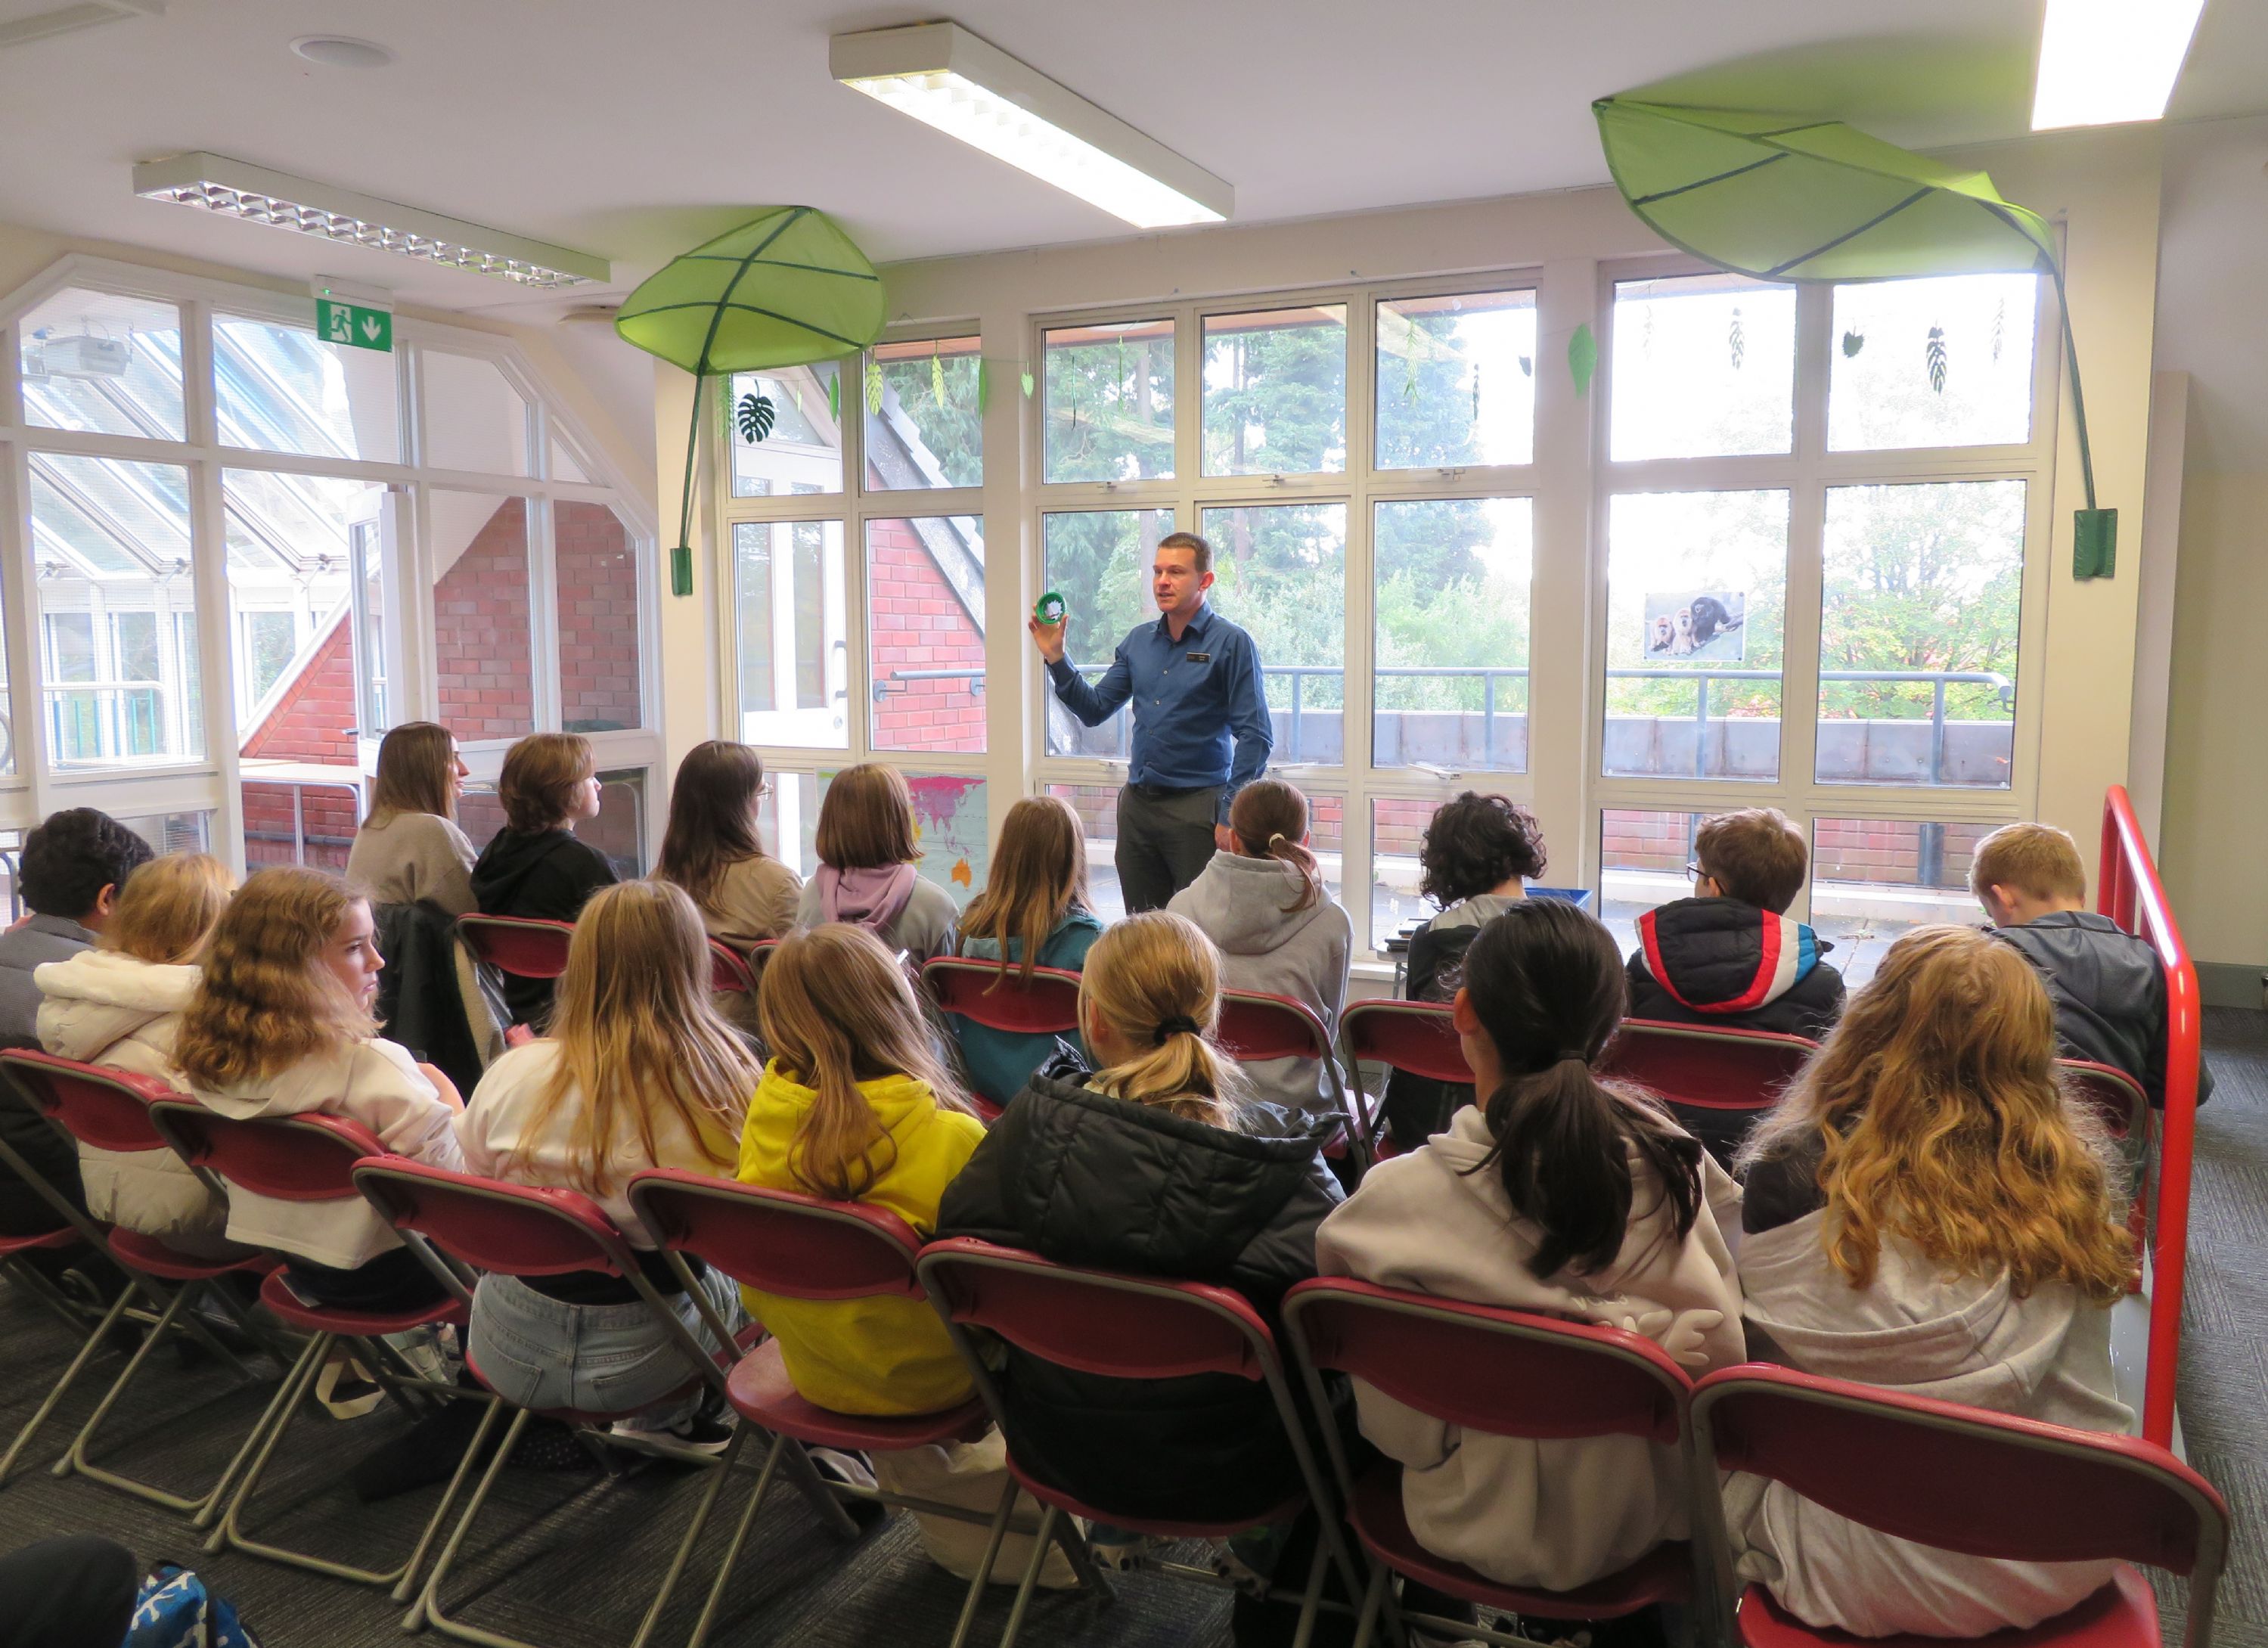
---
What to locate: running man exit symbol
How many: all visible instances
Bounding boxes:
[315,297,392,352]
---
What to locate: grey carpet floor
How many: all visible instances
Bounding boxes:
[3,1013,2264,1647]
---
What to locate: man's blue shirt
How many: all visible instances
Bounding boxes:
[1046,602,1272,824]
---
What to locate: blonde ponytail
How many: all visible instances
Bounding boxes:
[1078,912,1252,1125]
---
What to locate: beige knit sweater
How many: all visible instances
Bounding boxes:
[346,811,479,916]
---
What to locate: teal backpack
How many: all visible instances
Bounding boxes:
[126,1562,263,1648]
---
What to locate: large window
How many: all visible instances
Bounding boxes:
[0,257,653,874]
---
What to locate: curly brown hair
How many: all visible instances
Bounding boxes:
[1417,793,1547,908]
[176,867,376,1089]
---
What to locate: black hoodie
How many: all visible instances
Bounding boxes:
[469,827,618,1027]
[935,1054,1343,1522]
[1991,911,2211,1109]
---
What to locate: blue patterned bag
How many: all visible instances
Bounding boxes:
[126,1562,264,1648]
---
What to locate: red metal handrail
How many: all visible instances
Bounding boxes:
[2099,785,2200,1447]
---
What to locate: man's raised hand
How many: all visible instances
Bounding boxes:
[1027,613,1067,665]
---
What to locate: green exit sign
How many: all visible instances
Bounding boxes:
[316,296,392,352]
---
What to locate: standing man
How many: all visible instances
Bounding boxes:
[1029,531,1271,913]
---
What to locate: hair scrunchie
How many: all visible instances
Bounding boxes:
[1554,1049,1590,1066]
[1267,832,1288,849]
[1153,1014,1201,1045]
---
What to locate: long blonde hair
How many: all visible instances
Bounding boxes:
[757,925,977,1200]
[1079,912,1252,1126]
[1738,924,2133,1304]
[177,867,376,1088]
[513,880,760,1196]
[369,722,459,824]
[104,853,233,967]
[954,795,1087,987]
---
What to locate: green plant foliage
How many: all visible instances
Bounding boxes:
[864,356,885,416]
[932,346,947,406]
[1841,330,1866,358]
[1925,324,1948,394]
[1730,306,1745,371]
[1568,324,1598,395]
[827,373,840,422]
[735,391,775,445]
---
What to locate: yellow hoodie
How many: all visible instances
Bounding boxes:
[736,1062,988,1416]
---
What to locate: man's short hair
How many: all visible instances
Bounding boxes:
[498,733,594,833]
[1969,821,2086,905]
[20,808,154,920]
[1156,531,1212,576]
[1695,808,1809,914]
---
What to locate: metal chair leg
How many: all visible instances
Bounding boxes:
[684,1429,784,1648]
[0,1279,133,1486]
[943,1476,1022,1648]
[1350,1560,1390,1648]
[391,1392,507,1605]
[1288,1535,1334,1648]
[626,1423,749,1648]
[204,1330,330,1555]
[405,1405,532,1638]
[993,1504,1060,1648]
[194,1329,325,1532]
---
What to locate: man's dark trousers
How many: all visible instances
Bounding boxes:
[1116,781,1220,913]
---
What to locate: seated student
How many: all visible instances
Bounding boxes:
[1972,821,2210,1107]
[177,867,466,1312]
[471,732,619,1031]
[737,924,1066,1583]
[36,853,239,1255]
[653,740,802,1029]
[1381,792,1545,1149]
[794,764,958,964]
[346,722,478,915]
[1732,925,2136,1639]
[1318,899,1742,1598]
[0,808,154,1236]
[948,795,1104,1107]
[1169,779,1351,1119]
[1625,806,1844,1040]
[457,880,755,1451]
[936,911,1343,1530]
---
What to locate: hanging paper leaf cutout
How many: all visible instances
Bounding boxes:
[791,383,804,412]
[1729,306,1745,371]
[1116,335,1127,386]
[1925,324,1947,394]
[1020,370,1035,399]
[932,343,947,406]
[1568,323,1598,396]
[734,390,775,445]
[1992,298,2006,362]
[827,372,840,422]
[1471,363,1481,421]
[864,355,885,415]
[1402,327,1420,402]
[1519,355,1533,377]
[1841,330,1866,358]
[976,359,989,414]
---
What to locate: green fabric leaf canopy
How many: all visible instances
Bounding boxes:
[1593,98,2107,554]
[615,206,887,591]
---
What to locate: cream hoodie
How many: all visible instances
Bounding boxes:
[1315,1103,1745,1591]
[35,950,224,1247]
[192,1037,463,1270]
[1728,1212,2132,1637]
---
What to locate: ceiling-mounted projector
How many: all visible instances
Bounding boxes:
[26,334,133,379]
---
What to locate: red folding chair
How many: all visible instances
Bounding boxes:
[353,1159,855,1648]
[1339,999,1472,1159]
[1688,1364,2228,1648]
[1598,1020,1816,1112]
[1217,988,1370,1169]
[456,914,576,979]
[2059,1059,2154,1268]
[708,939,759,996]
[630,1170,1016,1648]
[922,956,1085,1119]
[1283,1277,1700,1647]
[0,1051,281,1517]
[145,1099,482,1596]
[917,1237,1364,1648]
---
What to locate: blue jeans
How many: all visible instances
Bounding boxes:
[467,1266,744,1430]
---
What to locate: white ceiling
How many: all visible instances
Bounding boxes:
[0,0,2263,321]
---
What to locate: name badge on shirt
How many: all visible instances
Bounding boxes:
[1186,651,1211,663]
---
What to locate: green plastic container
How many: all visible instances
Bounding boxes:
[1034,591,1067,625]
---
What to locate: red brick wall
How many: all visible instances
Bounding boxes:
[436,498,534,740]
[867,516,984,753]
[1603,812,1994,892]
[557,501,641,731]
[1602,811,1694,875]
[1370,797,1438,859]
[239,616,357,868]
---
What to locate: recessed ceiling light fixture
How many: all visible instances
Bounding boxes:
[131,152,610,288]
[831,21,1230,229]
[290,35,393,69]
[2031,0,2207,130]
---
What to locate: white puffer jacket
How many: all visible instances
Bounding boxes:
[34,949,229,1249]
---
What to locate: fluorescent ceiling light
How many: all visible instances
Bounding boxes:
[0,0,161,52]
[832,22,1231,229]
[2032,0,2206,130]
[131,153,610,288]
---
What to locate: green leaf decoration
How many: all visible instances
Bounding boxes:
[1471,364,1481,421]
[827,372,839,422]
[1841,329,1866,358]
[977,359,989,414]
[1402,335,1419,402]
[1926,324,1947,394]
[932,346,947,406]
[1020,370,1035,400]
[864,355,885,415]
[791,383,804,412]
[1992,298,2006,362]
[1729,306,1745,371]
[1568,323,1598,396]
[1116,335,1127,386]
[735,390,775,445]
[1518,354,1533,377]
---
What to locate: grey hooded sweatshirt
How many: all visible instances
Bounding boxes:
[1168,851,1351,1116]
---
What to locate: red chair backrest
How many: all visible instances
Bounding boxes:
[1692,1364,2226,1573]
[630,1169,924,1301]
[923,957,1084,1036]
[458,915,575,979]
[354,1159,635,1279]
[1216,991,1331,1064]
[1285,1278,1689,1445]
[1341,1000,1471,1085]
[147,1100,385,1203]
[0,1049,178,1154]
[2060,1059,2148,1141]
[1598,1020,1816,1112]
[709,939,758,996]
[919,1237,1275,1382]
